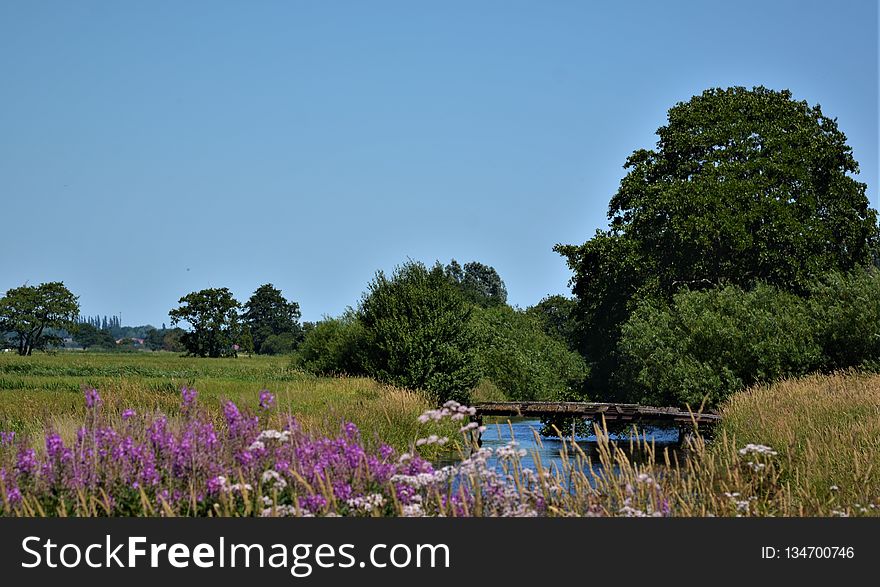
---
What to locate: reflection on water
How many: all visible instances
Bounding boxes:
[479,418,682,480]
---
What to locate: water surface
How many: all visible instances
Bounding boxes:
[479,418,682,479]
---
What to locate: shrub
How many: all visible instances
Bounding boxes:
[807,269,880,371]
[359,261,478,404]
[618,284,822,408]
[259,332,299,356]
[472,305,587,401]
[292,313,367,375]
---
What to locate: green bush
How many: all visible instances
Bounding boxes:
[359,261,478,404]
[472,305,587,401]
[525,294,580,351]
[618,284,822,408]
[292,313,367,375]
[617,270,880,408]
[259,332,300,356]
[807,269,880,371]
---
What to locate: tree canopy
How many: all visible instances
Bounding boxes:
[73,323,117,351]
[444,260,508,307]
[169,288,243,358]
[242,283,302,354]
[0,282,80,356]
[556,86,879,402]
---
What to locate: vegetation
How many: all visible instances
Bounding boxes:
[0,282,80,356]
[144,326,187,352]
[1,371,877,516]
[0,352,447,453]
[617,269,880,407]
[471,304,586,401]
[72,323,117,351]
[443,259,508,308]
[169,288,246,358]
[359,261,479,404]
[525,294,579,351]
[291,259,578,405]
[293,313,367,376]
[243,284,303,355]
[556,87,879,404]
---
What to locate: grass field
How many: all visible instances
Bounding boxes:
[0,352,447,452]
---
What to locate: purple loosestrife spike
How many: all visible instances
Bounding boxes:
[15,448,37,476]
[300,494,328,513]
[223,401,241,425]
[259,390,275,411]
[45,433,64,459]
[181,387,198,411]
[84,388,102,409]
[6,486,22,505]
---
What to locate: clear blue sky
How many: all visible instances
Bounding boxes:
[1,0,877,325]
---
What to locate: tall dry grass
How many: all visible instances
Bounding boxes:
[524,371,880,516]
[718,371,880,510]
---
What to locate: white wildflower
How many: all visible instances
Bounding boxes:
[346,493,387,513]
[258,429,292,443]
[401,504,425,517]
[738,444,777,456]
[261,469,288,490]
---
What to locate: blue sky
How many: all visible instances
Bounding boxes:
[1,0,877,325]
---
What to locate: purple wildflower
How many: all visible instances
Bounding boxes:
[5,486,22,505]
[45,433,65,459]
[84,388,102,409]
[223,401,241,426]
[258,390,275,411]
[181,387,198,411]
[342,422,359,439]
[16,448,37,476]
[206,476,226,495]
[121,409,136,421]
[300,494,328,513]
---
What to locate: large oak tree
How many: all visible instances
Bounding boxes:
[169,288,243,358]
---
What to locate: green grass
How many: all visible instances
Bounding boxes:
[0,352,450,452]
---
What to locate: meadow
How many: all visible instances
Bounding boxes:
[0,352,878,516]
[0,352,445,452]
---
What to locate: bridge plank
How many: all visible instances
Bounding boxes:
[472,401,720,425]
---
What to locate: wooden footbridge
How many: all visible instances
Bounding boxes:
[472,401,720,427]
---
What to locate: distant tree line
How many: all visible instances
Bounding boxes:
[79,314,121,333]
[167,283,303,358]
